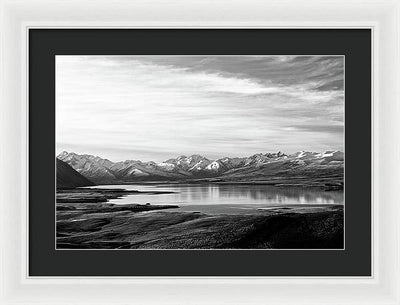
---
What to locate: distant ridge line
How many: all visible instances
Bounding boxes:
[56,150,344,187]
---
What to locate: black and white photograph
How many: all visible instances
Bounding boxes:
[56,55,344,250]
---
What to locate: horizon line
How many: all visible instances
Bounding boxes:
[56,149,344,163]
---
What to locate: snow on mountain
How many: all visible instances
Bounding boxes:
[110,158,193,181]
[317,150,344,161]
[165,155,211,171]
[242,152,287,167]
[189,159,212,172]
[58,150,343,183]
[57,151,117,183]
[290,151,319,159]
[206,161,221,171]
[157,162,176,171]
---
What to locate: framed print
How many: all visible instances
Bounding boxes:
[29,29,369,276]
[56,54,346,252]
[1,0,400,304]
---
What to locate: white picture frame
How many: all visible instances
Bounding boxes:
[1,0,399,304]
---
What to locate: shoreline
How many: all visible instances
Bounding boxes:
[75,180,343,191]
[56,187,344,249]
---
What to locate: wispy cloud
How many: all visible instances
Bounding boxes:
[56,55,344,162]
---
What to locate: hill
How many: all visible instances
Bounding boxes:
[57,158,95,189]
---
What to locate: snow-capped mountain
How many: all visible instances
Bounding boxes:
[57,151,117,183]
[218,150,344,184]
[57,150,344,184]
[163,155,212,171]
[109,159,192,181]
[242,152,287,167]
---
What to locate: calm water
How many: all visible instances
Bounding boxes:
[86,183,343,214]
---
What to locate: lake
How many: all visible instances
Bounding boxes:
[86,183,344,214]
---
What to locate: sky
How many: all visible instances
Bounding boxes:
[56,55,344,162]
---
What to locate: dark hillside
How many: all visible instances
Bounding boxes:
[57,158,95,189]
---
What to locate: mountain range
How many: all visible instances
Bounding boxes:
[57,150,344,188]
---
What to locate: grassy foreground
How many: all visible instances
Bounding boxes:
[56,189,343,249]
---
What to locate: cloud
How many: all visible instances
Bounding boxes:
[56,55,344,162]
[289,124,344,134]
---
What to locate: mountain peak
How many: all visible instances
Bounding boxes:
[58,150,74,157]
[58,151,69,157]
[58,150,343,183]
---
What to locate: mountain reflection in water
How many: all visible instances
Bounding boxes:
[89,183,343,207]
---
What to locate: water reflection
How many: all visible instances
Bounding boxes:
[91,183,344,206]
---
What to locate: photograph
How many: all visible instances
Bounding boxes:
[55,55,344,250]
